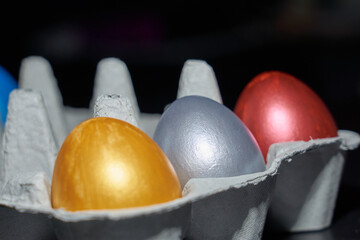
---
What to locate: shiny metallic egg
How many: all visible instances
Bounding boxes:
[154,96,265,187]
[51,117,182,211]
[234,71,338,161]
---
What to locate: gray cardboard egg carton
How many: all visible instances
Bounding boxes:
[0,57,359,240]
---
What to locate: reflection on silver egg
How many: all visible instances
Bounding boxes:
[154,96,265,187]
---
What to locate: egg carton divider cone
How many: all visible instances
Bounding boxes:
[0,56,359,240]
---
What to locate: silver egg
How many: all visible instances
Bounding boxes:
[153,95,265,187]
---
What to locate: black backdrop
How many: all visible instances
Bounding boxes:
[1,1,360,239]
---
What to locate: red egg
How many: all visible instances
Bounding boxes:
[234,71,338,162]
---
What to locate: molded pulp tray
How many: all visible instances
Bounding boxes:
[0,57,359,240]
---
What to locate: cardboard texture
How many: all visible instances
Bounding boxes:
[0,56,359,240]
[0,206,56,240]
[267,130,360,232]
[19,56,68,148]
[91,58,140,121]
[0,90,56,208]
[93,94,139,127]
[177,60,223,104]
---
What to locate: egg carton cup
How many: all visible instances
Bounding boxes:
[0,90,278,240]
[0,56,359,240]
[266,129,360,232]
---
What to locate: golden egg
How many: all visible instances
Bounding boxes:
[51,117,182,211]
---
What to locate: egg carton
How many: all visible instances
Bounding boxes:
[0,57,359,240]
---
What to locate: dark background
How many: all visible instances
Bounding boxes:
[1,1,359,239]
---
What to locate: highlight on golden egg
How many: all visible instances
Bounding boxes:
[51,117,182,211]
